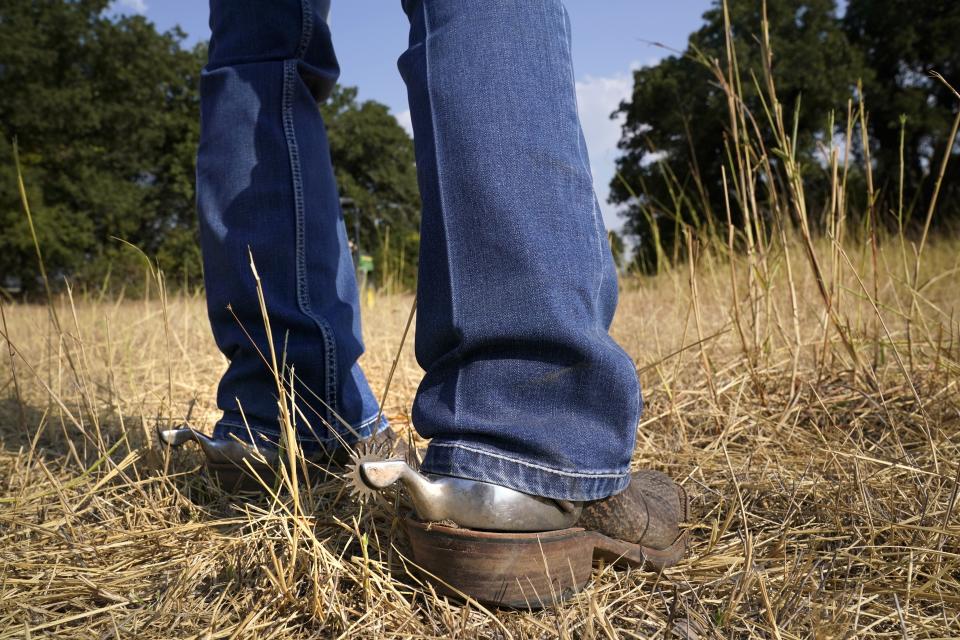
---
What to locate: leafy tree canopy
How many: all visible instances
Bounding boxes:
[1,1,419,296]
[611,0,959,272]
[845,0,960,224]
[0,0,205,295]
[321,86,421,290]
[611,0,867,271]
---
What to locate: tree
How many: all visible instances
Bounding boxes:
[0,0,205,295]
[608,230,626,272]
[321,86,421,289]
[0,1,421,296]
[845,0,960,226]
[611,0,867,270]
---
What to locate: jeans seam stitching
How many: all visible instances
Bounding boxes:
[350,413,383,431]
[281,59,339,423]
[429,441,629,479]
[295,0,313,59]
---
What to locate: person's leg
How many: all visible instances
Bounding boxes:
[196,0,386,458]
[398,0,641,502]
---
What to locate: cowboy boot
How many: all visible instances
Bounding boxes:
[349,458,688,608]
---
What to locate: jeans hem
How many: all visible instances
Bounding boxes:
[213,411,388,456]
[420,440,631,502]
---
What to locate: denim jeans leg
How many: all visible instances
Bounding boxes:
[398,0,642,501]
[197,0,387,456]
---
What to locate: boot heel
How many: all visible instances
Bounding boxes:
[403,515,594,609]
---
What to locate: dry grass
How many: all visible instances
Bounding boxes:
[1,232,959,638]
[2,1,959,636]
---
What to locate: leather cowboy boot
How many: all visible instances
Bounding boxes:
[349,458,689,608]
[576,469,688,569]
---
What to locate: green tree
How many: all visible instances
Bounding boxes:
[0,0,205,295]
[321,86,421,289]
[607,230,626,272]
[1,1,421,296]
[844,0,960,226]
[611,0,867,271]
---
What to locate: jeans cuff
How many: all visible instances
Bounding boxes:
[420,440,631,502]
[213,411,388,457]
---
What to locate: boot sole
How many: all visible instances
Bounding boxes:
[404,514,687,609]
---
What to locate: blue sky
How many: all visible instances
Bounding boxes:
[111,0,715,230]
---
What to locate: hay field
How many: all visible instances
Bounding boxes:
[2,6,959,635]
[1,230,958,638]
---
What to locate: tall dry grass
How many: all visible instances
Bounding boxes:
[2,0,960,636]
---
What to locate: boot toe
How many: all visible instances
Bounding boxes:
[577,469,684,550]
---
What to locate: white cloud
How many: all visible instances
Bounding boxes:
[112,0,148,15]
[394,109,414,138]
[574,72,634,231]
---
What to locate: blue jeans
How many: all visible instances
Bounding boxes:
[198,0,641,501]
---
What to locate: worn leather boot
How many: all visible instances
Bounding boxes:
[350,458,689,608]
[576,469,688,567]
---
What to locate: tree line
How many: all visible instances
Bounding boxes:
[0,0,419,297]
[611,0,960,272]
[2,0,957,294]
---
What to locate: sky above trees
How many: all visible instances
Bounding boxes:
[108,0,715,231]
